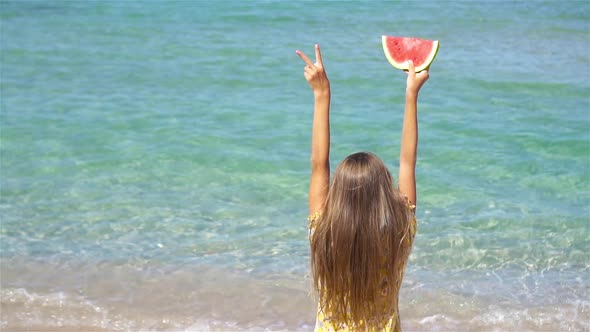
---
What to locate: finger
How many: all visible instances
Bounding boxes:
[315,44,323,66]
[304,66,315,75]
[296,50,314,67]
[304,72,312,81]
[407,60,415,73]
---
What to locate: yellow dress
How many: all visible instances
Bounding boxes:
[308,201,417,332]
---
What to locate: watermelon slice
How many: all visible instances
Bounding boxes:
[382,35,439,72]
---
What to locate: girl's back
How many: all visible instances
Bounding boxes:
[309,152,417,331]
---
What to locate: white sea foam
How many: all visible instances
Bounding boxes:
[1,288,115,330]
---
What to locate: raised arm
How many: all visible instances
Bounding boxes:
[398,60,429,206]
[296,44,330,214]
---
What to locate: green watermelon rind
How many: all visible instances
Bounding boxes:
[381,36,440,72]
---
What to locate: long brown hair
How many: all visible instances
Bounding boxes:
[310,152,414,329]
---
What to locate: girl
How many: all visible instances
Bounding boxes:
[296,44,429,331]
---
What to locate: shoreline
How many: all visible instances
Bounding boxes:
[2,261,587,332]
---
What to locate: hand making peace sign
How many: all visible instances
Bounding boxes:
[296,44,330,95]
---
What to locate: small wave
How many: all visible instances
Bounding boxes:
[471,301,590,332]
[1,288,117,331]
[403,297,589,332]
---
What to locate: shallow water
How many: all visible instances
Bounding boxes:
[1,1,589,330]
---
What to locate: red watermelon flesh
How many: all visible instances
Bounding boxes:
[382,36,439,72]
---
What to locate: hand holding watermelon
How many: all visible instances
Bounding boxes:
[405,60,429,96]
[296,44,330,96]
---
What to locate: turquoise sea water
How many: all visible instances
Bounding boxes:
[1,1,589,331]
